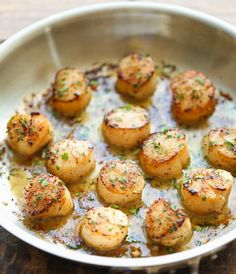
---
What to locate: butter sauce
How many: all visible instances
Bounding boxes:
[3,62,236,257]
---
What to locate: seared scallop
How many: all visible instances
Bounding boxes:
[80,207,128,251]
[116,53,157,100]
[102,105,150,149]
[146,199,192,247]
[24,174,73,218]
[180,168,233,215]
[170,70,216,123]
[139,128,190,179]
[97,160,145,205]
[46,139,95,184]
[7,112,53,156]
[51,67,91,117]
[203,128,236,175]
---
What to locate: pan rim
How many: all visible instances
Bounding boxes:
[0,1,235,269]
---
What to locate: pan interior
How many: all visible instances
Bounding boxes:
[0,3,236,268]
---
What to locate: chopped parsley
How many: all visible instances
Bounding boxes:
[195,76,205,85]
[166,247,174,254]
[110,204,119,209]
[40,179,48,187]
[120,186,127,190]
[133,148,140,155]
[61,152,69,161]
[132,83,139,88]
[177,133,182,139]
[195,175,204,180]
[225,141,235,151]
[118,177,127,183]
[194,225,204,232]
[20,118,29,129]
[65,243,81,250]
[89,79,98,90]
[129,207,139,215]
[153,142,161,150]
[191,89,200,99]
[169,224,177,233]
[57,86,68,97]
[176,92,184,100]
[122,104,132,111]
[172,180,180,190]
[36,193,42,201]
[33,160,43,167]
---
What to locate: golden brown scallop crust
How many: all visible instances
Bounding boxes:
[46,139,96,184]
[52,67,91,116]
[139,128,190,179]
[203,128,236,175]
[24,174,72,217]
[102,105,151,149]
[171,70,216,124]
[103,105,150,129]
[181,168,233,215]
[97,160,145,205]
[7,112,53,156]
[116,53,158,100]
[80,207,129,251]
[99,160,143,193]
[146,199,192,247]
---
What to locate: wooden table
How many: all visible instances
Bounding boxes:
[0,1,236,273]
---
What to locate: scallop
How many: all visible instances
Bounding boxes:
[102,105,150,149]
[80,207,128,251]
[116,53,158,100]
[24,174,73,218]
[139,128,190,179]
[97,160,145,205]
[180,168,233,215]
[46,139,96,184]
[51,67,91,117]
[146,199,192,247]
[203,128,236,175]
[7,112,53,156]
[170,70,216,123]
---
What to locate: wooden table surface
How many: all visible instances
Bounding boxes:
[0,1,236,273]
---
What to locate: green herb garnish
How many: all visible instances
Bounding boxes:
[195,76,205,85]
[61,152,69,161]
[40,179,48,187]
[57,87,68,97]
[110,204,119,209]
[36,193,42,201]
[177,133,182,139]
[122,104,132,111]
[132,83,139,88]
[225,141,235,151]
[176,92,184,100]
[129,207,139,215]
[166,247,174,254]
[194,225,204,232]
